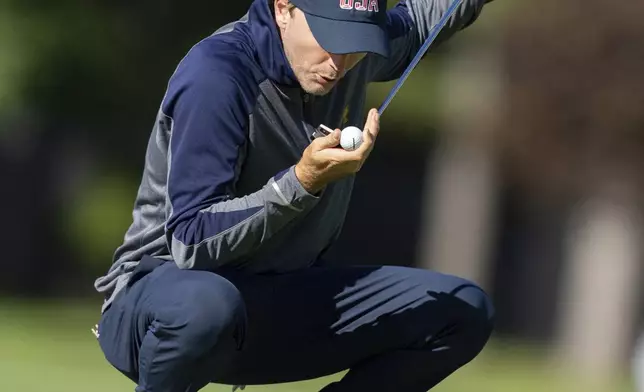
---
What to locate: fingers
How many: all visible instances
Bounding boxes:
[364,108,380,140]
[312,109,379,171]
[356,108,380,155]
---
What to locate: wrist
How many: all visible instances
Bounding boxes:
[295,164,323,195]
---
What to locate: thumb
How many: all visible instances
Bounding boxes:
[314,129,341,149]
[363,109,380,140]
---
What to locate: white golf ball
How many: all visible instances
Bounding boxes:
[340,126,363,151]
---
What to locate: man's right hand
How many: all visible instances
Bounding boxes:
[295,108,380,194]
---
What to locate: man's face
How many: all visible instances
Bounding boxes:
[275,1,366,96]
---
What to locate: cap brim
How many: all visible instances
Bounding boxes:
[304,13,390,58]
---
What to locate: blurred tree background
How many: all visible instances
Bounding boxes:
[1,0,643,391]
[493,0,644,344]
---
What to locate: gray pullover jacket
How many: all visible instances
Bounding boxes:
[94,0,488,312]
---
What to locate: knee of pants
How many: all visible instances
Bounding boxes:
[420,271,496,348]
[452,281,495,356]
[154,271,247,355]
[451,277,495,329]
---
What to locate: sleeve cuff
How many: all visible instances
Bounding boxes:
[271,166,321,211]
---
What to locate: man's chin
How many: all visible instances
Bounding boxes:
[303,82,334,97]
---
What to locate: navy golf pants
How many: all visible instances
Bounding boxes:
[97,258,495,392]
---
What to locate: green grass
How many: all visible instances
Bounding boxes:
[0,298,633,392]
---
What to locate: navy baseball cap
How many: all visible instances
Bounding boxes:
[289,0,390,58]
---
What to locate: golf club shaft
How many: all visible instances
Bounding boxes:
[378,0,465,116]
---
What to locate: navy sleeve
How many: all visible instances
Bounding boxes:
[368,0,487,82]
[163,50,319,271]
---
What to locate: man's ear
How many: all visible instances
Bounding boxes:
[274,0,291,29]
